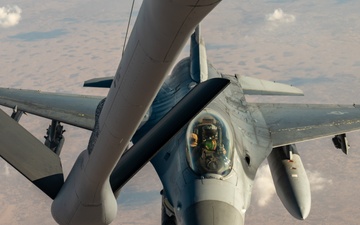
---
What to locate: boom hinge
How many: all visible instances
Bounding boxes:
[44,120,65,155]
[11,105,24,122]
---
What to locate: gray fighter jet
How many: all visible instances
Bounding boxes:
[0,0,359,224]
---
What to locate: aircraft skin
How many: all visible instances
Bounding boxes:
[1,0,360,225]
[133,60,267,225]
[130,30,306,224]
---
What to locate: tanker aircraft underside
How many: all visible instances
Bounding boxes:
[0,0,359,224]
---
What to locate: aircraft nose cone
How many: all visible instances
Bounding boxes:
[183,200,243,225]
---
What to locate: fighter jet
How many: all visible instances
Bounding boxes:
[0,0,359,224]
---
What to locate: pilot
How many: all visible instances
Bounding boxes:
[201,124,226,155]
[190,117,230,174]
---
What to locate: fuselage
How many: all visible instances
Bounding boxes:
[133,57,273,224]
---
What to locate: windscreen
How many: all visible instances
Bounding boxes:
[186,110,234,176]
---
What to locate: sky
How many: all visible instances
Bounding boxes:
[1,0,360,224]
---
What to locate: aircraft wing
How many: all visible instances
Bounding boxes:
[251,103,360,147]
[237,75,304,96]
[0,87,103,130]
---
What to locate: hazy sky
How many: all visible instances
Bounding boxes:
[1,0,360,224]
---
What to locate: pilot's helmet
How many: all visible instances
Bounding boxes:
[203,124,218,138]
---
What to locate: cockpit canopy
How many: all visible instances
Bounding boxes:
[186,110,234,176]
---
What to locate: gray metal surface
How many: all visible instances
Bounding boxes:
[140,59,272,224]
[0,88,102,130]
[237,75,304,96]
[253,103,360,147]
[183,200,243,225]
[268,145,311,220]
[0,109,63,199]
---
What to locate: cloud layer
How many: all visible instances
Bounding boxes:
[253,164,332,207]
[253,165,276,207]
[266,8,295,23]
[0,5,22,28]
